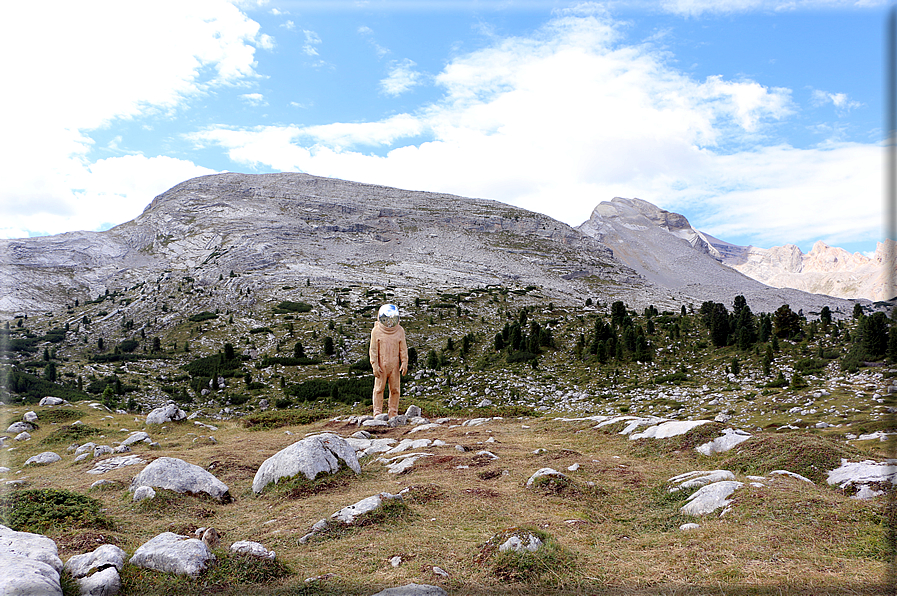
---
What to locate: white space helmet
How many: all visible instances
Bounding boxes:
[378,303,400,327]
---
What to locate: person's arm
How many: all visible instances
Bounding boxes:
[399,329,409,375]
[369,330,381,376]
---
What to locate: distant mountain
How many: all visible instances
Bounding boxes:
[0,175,860,322]
[704,236,895,302]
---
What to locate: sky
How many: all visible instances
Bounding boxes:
[1,0,889,255]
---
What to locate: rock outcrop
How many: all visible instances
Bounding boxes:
[129,532,215,576]
[0,524,64,596]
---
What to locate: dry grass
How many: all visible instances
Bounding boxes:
[0,404,892,595]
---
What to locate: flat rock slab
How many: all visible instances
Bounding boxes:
[630,419,710,440]
[129,532,215,576]
[131,457,230,502]
[695,429,751,456]
[345,437,397,457]
[0,524,63,596]
[252,433,360,493]
[680,481,743,516]
[6,421,34,434]
[121,432,151,446]
[332,492,402,524]
[668,470,736,492]
[39,397,68,406]
[86,455,147,475]
[369,583,447,596]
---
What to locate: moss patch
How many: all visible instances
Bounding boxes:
[0,488,114,533]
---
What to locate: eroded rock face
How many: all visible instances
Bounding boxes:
[131,457,230,502]
[252,433,360,494]
[129,532,215,576]
[0,524,63,596]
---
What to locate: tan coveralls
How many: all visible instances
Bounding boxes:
[368,321,408,417]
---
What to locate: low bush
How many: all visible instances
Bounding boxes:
[41,424,104,445]
[0,489,114,533]
[240,409,333,431]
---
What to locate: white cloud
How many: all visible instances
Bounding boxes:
[660,0,887,16]
[241,92,268,106]
[188,7,879,249]
[303,30,322,56]
[0,0,265,237]
[282,19,296,29]
[0,155,216,238]
[379,59,425,96]
[811,89,863,112]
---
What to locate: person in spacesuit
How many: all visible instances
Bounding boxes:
[368,304,409,418]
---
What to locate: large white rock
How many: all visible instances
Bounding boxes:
[23,411,38,423]
[695,429,751,456]
[0,524,63,596]
[252,433,360,494]
[65,544,127,578]
[24,452,61,466]
[629,420,710,440]
[145,404,186,425]
[680,481,743,516]
[131,457,230,501]
[826,459,897,499]
[129,532,215,576]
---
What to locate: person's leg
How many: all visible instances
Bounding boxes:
[386,367,401,418]
[372,374,386,415]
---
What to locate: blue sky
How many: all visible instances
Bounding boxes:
[0,0,888,256]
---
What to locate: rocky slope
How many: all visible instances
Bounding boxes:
[575,197,854,314]
[709,237,895,302]
[0,174,860,320]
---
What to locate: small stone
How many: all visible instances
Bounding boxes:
[201,528,220,549]
[432,566,450,577]
[389,555,403,567]
[133,486,156,502]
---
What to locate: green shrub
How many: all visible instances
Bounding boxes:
[188,311,219,323]
[41,424,104,445]
[723,434,859,484]
[273,301,313,314]
[0,489,114,533]
[477,527,577,584]
[36,409,84,423]
[240,409,332,430]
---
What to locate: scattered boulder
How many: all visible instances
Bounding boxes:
[252,433,360,494]
[39,397,69,406]
[129,532,215,576]
[24,411,38,423]
[87,455,146,475]
[145,404,187,425]
[0,524,63,596]
[131,457,230,502]
[93,446,113,458]
[404,405,422,418]
[230,540,275,560]
[369,584,447,596]
[75,443,97,456]
[769,470,814,484]
[680,481,743,516]
[25,452,61,466]
[14,431,31,441]
[7,421,34,434]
